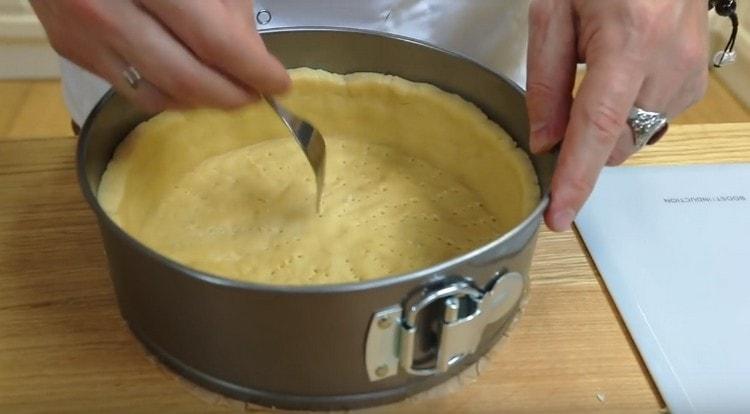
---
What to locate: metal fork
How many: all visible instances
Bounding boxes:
[265,97,327,212]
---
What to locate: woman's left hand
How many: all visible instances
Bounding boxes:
[526,0,709,231]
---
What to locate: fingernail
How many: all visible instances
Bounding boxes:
[530,135,552,154]
[529,130,557,154]
[529,124,541,154]
[530,136,542,153]
[552,208,576,232]
[529,124,545,153]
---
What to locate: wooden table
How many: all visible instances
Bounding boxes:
[1,123,748,413]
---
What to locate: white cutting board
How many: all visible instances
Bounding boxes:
[575,164,750,414]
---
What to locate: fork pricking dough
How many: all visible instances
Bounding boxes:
[97,68,539,285]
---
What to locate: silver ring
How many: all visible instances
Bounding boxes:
[122,66,142,89]
[627,107,668,150]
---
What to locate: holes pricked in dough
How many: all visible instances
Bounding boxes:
[98,69,539,285]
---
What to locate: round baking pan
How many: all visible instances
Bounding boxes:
[77,28,556,410]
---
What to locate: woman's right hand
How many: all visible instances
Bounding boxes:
[31,0,291,113]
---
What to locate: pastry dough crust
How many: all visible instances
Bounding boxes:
[98,68,539,285]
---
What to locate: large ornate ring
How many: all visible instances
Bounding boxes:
[627,107,669,150]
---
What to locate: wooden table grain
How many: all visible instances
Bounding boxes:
[1,123,748,413]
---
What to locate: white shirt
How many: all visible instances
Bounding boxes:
[61,0,529,126]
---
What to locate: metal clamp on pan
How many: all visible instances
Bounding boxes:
[366,271,525,381]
